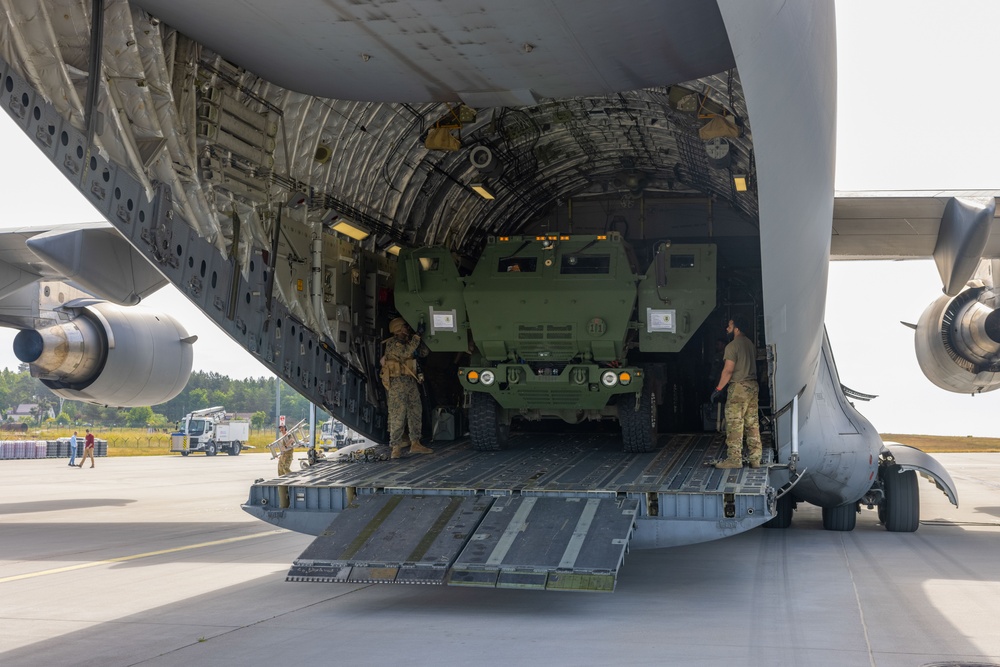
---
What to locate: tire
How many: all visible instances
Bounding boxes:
[882,464,920,532]
[469,392,510,451]
[764,493,794,529]
[180,451,189,457]
[822,502,858,531]
[206,442,217,456]
[618,381,657,453]
[228,442,242,456]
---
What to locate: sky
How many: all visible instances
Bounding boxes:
[0,1,998,436]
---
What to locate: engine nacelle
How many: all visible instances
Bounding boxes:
[914,286,1000,394]
[13,301,196,407]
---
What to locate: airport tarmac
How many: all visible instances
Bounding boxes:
[1,452,999,667]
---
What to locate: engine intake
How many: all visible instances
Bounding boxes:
[914,286,1000,394]
[13,301,196,407]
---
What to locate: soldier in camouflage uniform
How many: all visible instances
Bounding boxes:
[382,317,433,459]
[711,316,762,469]
[277,424,295,507]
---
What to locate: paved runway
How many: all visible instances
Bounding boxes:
[1,452,999,667]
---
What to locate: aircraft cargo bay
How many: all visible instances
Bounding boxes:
[243,432,777,592]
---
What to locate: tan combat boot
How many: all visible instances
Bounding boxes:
[715,456,743,469]
[409,440,433,455]
[390,444,404,459]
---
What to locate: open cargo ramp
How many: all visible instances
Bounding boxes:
[287,493,638,592]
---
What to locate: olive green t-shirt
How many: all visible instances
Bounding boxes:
[724,335,757,384]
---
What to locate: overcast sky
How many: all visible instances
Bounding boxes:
[0,1,998,436]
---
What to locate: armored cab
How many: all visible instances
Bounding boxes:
[395,234,716,452]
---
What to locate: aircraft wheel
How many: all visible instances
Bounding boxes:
[469,392,510,451]
[881,464,919,532]
[764,493,794,529]
[206,442,217,456]
[822,502,857,531]
[618,381,658,453]
[228,442,242,456]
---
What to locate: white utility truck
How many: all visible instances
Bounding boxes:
[171,406,250,456]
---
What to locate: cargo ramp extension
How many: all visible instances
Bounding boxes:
[245,432,776,592]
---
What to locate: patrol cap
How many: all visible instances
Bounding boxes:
[389,317,408,334]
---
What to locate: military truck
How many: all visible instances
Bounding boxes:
[394,233,716,452]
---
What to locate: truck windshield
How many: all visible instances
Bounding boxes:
[497,257,537,273]
[188,419,207,436]
[560,254,610,274]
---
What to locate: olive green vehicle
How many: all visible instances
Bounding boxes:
[395,234,716,452]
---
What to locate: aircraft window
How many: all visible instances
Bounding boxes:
[670,254,696,268]
[560,254,610,274]
[188,419,207,436]
[498,257,537,273]
[418,257,439,271]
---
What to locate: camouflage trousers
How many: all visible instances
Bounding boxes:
[278,449,294,508]
[724,380,762,463]
[388,376,422,447]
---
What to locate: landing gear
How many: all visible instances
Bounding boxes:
[618,381,658,453]
[880,464,919,532]
[822,502,858,531]
[764,492,794,529]
[469,392,510,451]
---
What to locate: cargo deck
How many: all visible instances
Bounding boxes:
[243,432,779,592]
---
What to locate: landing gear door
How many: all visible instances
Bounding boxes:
[395,246,469,352]
[638,243,717,352]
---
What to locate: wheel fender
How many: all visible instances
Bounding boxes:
[882,442,959,507]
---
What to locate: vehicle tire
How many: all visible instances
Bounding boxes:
[469,392,510,451]
[882,464,919,532]
[228,442,242,456]
[180,451,189,457]
[618,381,657,453]
[822,502,857,531]
[206,442,217,456]
[764,493,794,529]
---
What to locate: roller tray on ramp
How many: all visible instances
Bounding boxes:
[287,493,638,592]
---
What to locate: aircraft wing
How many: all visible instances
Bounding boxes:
[832,190,1000,260]
[0,222,168,305]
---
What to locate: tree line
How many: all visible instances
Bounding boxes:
[1,366,327,429]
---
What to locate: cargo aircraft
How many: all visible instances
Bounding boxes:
[0,1,994,590]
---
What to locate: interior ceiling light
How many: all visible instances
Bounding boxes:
[331,217,370,240]
[471,182,495,200]
[733,175,748,192]
[385,243,402,256]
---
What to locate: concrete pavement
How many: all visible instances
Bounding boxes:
[1,452,999,666]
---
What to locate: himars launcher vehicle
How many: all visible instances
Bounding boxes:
[395,234,716,453]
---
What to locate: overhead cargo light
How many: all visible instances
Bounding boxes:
[733,175,748,192]
[330,217,370,241]
[385,243,402,256]
[471,183,495,200]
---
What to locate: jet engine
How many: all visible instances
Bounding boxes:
[12,301,196,407]
[914,286,1000,394]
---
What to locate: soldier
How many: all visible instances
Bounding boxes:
[711,316,762,468]
[277,424,295,508]
[381,317,433,459]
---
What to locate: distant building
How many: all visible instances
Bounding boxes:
[9,403,54,422]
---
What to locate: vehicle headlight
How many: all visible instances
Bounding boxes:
[600,370,618,387]
[480,370,496,386]
[467,370,479,384]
